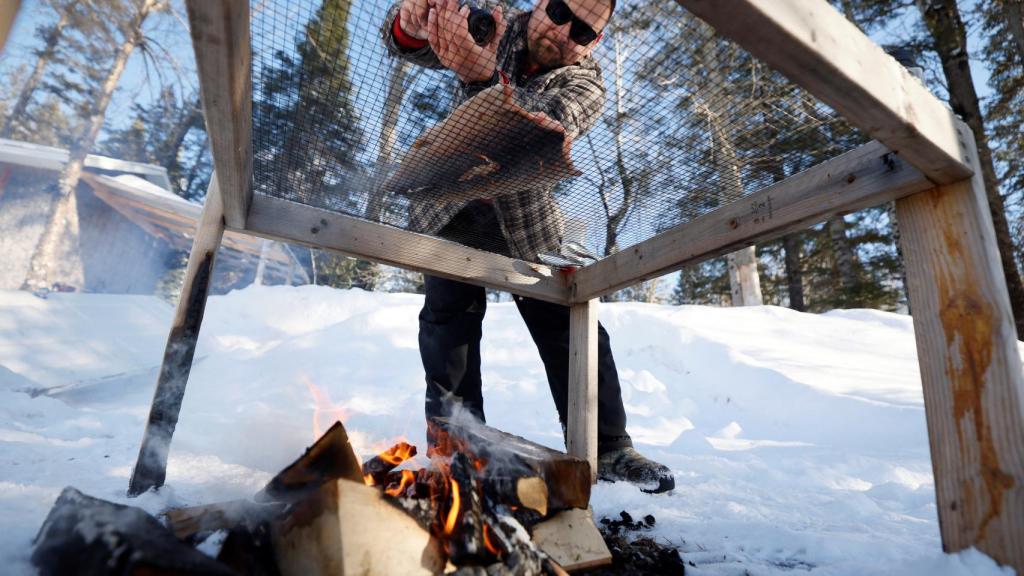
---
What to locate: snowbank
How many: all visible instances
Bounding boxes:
[0,286,1017,575]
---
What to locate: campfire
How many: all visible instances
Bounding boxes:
[255,416,610,575]
[33,416,611,575]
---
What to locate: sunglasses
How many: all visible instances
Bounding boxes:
[544,0,600,46]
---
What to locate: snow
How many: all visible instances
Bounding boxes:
[0,286,1018,575]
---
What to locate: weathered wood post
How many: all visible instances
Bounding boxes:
[896,120,1024,571]
[128,176,226,496]
[567,298,599,483]
[0,0,18,53]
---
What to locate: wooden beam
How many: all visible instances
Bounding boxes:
[571,140,932,302]
[567,299,598,483]
[243,194,571,304]
[128,177,226,496]
[895,121,1024,572]
[186,0,251,228]
[0,1,19,55]
[675,0,972,185]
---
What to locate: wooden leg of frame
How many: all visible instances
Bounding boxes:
[567,299,599,484]
[895,128,1024,571]
[128,177,226,496]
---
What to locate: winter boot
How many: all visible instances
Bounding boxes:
[597,447,675,494]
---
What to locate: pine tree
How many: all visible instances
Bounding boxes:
[254,0,382,289]
[98,88,206,199]
[0,0,78,139]
[978,0,1024,281]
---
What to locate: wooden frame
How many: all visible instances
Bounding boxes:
[186,0,251,229]
[244,195,570,305]
[130,0,1024,570]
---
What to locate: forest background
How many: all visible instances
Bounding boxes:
[1,0,1021,333]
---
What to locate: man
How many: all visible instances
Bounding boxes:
[382,0,674,493]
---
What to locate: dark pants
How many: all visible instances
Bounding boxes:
[419,202,632,453]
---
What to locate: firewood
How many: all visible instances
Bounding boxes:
[432,417,591,511]
[530,507,612,572]
[483,475,549,517]
[271,477,450,576]
[257,420,362,503]
[361,441,417,486]
[217,521,282,576]
[447,452,490,566]
[164,499,282,542]
[32,486,236,576]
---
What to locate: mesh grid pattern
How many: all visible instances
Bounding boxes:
[251,0,864,264]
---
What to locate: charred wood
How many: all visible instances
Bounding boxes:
[257,420,362,503]
[361,441,417,486]
[32,487,235,576]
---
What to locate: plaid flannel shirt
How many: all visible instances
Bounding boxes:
[380,5,607,262]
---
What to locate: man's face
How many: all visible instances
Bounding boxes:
[527,0,611,69]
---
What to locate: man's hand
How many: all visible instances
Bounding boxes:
[427,0,507,84]
[399,0,431,40]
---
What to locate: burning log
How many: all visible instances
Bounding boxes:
[432,417,591,511]
[271,477,449,576]
[257,421,363,503]
[361,441,417,486]
[446,453,491,565]
[484,475,549,518]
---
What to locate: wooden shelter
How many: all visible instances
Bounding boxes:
[0,138,304,293]
[128,0,1024,570]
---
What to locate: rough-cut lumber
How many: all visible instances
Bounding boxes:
[33,487,236,576]
[895,121,1024,573]
[572,141,933,302]
[271,478,449,576]
[567,300,598,483]
[244,194,571,304]
[531,507,612,572]
[258,420,364,503]
[433,417,591,511]
[186,0,251,228]
[675,0,972,184]
[128,177,225,496]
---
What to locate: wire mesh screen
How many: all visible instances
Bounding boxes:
[251,0,864,265]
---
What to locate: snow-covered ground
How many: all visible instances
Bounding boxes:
[0,286,1019,575]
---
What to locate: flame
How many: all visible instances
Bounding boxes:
[444,478,461,535]
[385,470,416,497]
[363,474,375,486]
[379,442,416,466]
[483,524,501,556]
[303,374,348,439]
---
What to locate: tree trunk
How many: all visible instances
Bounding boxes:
[0,0,72,139]
[22,0,160,291]
[366,60,408,222]
[254,239,271,286]
[603,31,633,258]
[727,246,762,306]
[828,216,858,303]
[697,30,762,306]
[782,233,805,311]
[917,0,1024,339]
[1003,0,1024,62]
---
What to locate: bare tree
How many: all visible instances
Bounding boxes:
[22,0,164,291]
